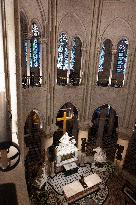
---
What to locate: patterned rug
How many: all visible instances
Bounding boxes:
[47,164,92,195]
[46,162,114,205]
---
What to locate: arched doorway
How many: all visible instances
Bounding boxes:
[24,110,45,196]
[54,102,79,146]
[88,104,118,161]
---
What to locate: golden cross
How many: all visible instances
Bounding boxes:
[57,111,72,133]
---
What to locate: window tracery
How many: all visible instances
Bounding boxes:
[57,34,82,86]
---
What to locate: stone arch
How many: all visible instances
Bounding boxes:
[35,0,47,37]
[53,102,79,146]
[101,17,134,47]
[24,109,46,196]
[24,108,46,132]
[58,12,86,42]
[54,101,80,120]
[29,18,43,35]
[20,10,29,76]
[20,9,29,34]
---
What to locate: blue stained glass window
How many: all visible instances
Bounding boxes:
[30,23,40,68]
[57,33,69,70]
[70,38,76,70]
[116,39,128,73]
[98,44,105,72]
[24,41,27,66]
[70,37,82,70]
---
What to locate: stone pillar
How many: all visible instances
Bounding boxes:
[44,124,58,175]
[48,0,57,127]
[81,0,103,121]
[41,37,47,85]
[114,132,129,168]
[45,134,53,161]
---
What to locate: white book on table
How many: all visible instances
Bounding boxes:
[63,173,102,198]
[84,173,102,187]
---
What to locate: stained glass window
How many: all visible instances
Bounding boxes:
[57,33,69,70]
[98,44,105,72]
[30,23,40,68]
[70,37,82,71]
[70,38,76,70]
[116,39,128,73]
[24,41,27,66]
[97,39,112,87]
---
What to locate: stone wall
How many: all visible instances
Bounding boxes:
[17,0,136,159]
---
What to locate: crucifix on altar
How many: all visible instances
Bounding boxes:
[56,111,73,133]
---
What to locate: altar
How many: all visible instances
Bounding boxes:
[56,132,78,167]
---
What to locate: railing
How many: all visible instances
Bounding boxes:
[97,79,124,88]
[57,76,81,86]
[22,76,42,89]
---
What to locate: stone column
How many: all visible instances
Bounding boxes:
[122,45,136,129]
[41,37,47,85]
[81,0,103,121]
[48,0,57,127]
[4,0,18,144]
[110,48,117,85]
[45,124,58,175]
[114,131,129,168]
[44,130,54,161]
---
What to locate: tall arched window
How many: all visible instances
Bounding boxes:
[30,23,41,69]
[20,12,28,71]
[57,32,69,70]
[111,38,128,87]
[69,37,82,85]
[29,22,41,87]
[98,44,105,72]
[116,38,128,74]
[57,34,82,86]
[97,39,112,87]
[57,33,69,86]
